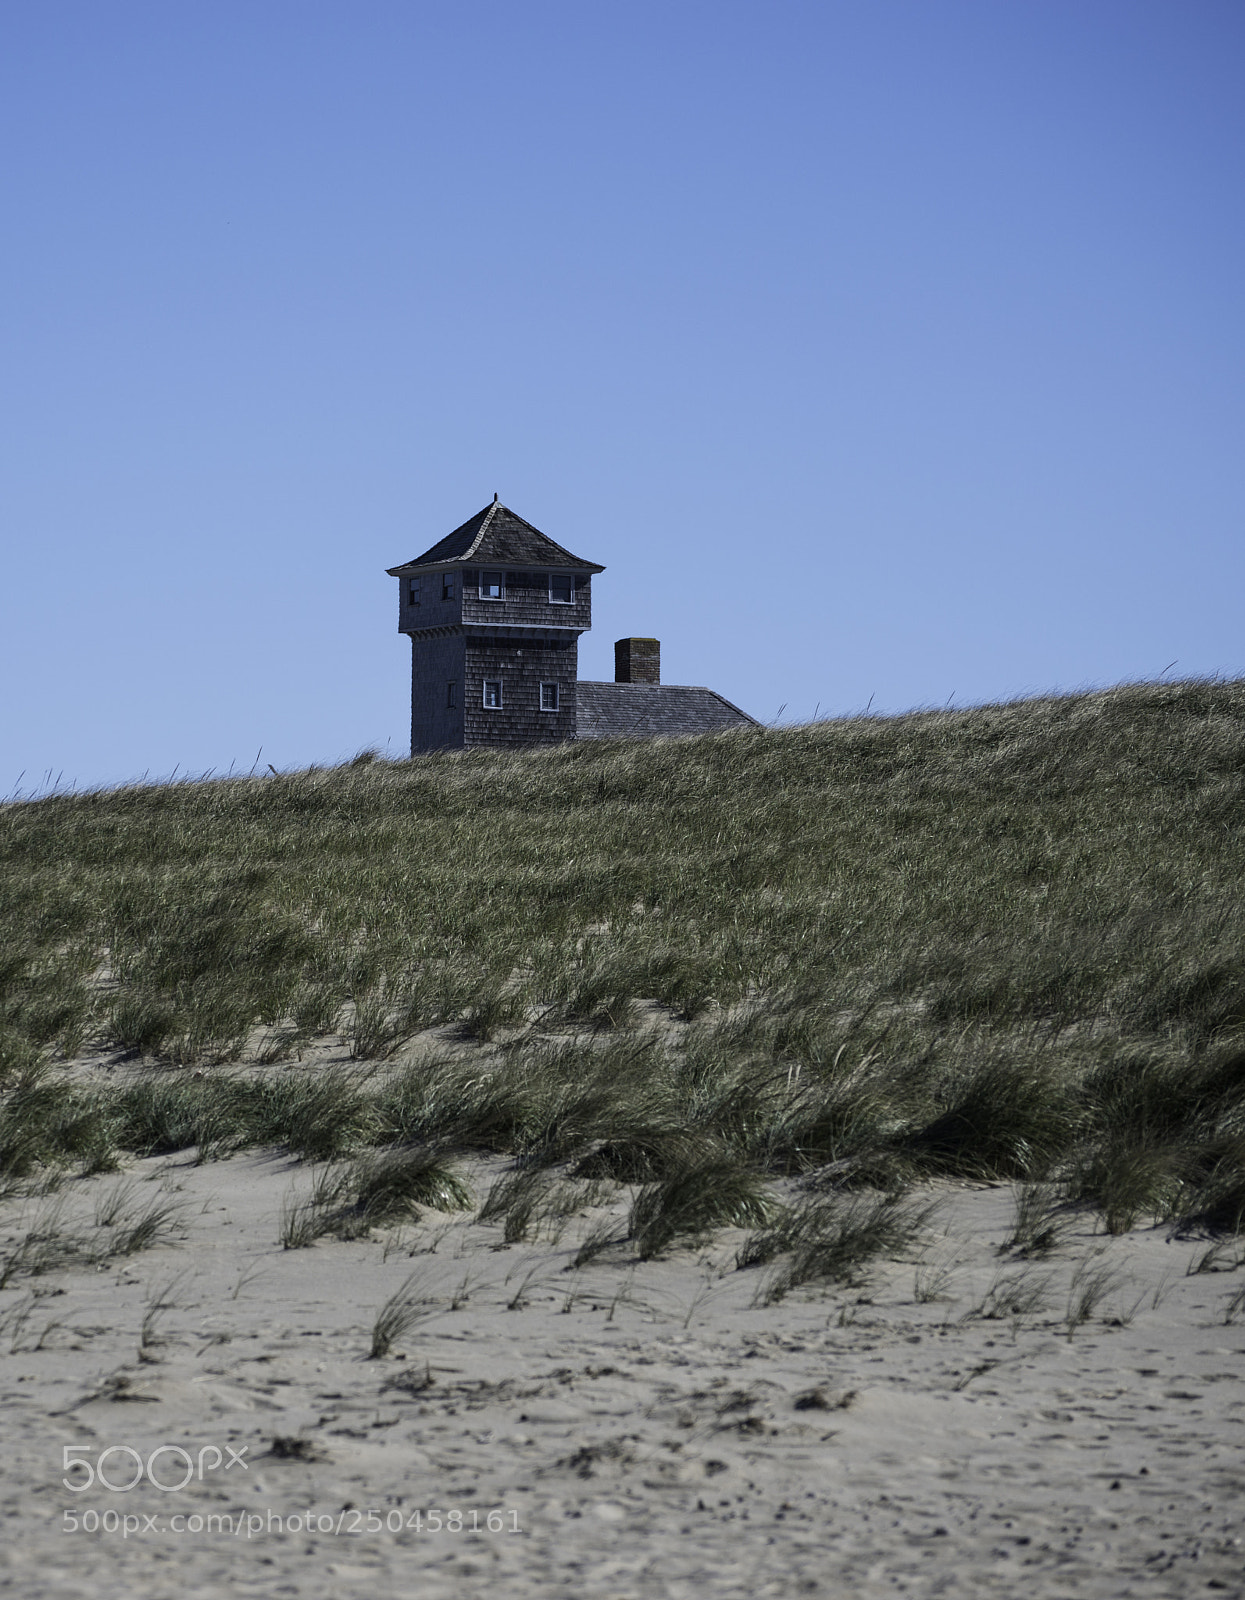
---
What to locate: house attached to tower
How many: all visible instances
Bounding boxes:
[387,499,757,754]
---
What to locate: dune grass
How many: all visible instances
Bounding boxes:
[738,1190,935,1303]
[369,1270,439,1359]
[3,678,1245,1252]
[279,1148,473,1248]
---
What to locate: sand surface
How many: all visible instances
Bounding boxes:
[1,1136,1243,1598]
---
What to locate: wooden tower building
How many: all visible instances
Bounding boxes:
[387,499,757,754]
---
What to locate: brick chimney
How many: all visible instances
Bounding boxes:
[615,637,660,684]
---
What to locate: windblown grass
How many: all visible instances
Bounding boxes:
[3,679,1245,1242]
[369,1270,438,1358]
[280,1149,472,1248]
[0,1185,182,1287]
[1000,1182,1071,1257]
[628,1154,780,1260]
[739,1191,935,1303]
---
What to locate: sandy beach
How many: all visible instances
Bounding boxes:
[1,1061,1242,1600]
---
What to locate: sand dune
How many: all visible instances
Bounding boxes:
[2,1139,1243,1599]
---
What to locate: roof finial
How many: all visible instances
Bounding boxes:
[493,492,499,503]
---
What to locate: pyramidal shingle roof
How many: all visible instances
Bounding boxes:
[386,500,604,576]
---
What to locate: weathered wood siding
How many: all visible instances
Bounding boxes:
[410,632,466,752]
[399,573,462,635]
[461,569,592,632]
[462,634,579,749]
[402,567,591,752]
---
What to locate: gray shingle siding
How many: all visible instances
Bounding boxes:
[575,683,759,740]
[400,570,591,633]
[462,635,579,750]
[400,578,462,634]
[410,633,466,752]
[461,571,592,631]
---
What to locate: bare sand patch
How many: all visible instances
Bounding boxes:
[1,1151,1242,1598]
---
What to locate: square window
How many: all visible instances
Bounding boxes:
[441,574,456,601]
[446,680,457,709]
[540,682,559,712]
[549,573,573,604]
[480,571,504,600]
[483,679,503,709]
[407,577,421,606]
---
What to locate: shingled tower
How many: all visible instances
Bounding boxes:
[386,498,605,753]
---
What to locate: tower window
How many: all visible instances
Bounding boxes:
[441,574,456,601]
[549,573,573,604]
[407,577,421,606]
[539,682,559,712]
[483,680,503,709]
[446,680,457,709]
[480,571,504,600]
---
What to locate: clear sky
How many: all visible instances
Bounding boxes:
[3,1,1243,792]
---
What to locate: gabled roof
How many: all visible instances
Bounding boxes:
[576,682,760,740]
[386,500,605,576]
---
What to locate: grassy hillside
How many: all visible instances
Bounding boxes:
[3,678,1245,1248]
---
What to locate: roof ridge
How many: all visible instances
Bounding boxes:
[462,500,501,562]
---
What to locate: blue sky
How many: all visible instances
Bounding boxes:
[3,1,1243,791]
